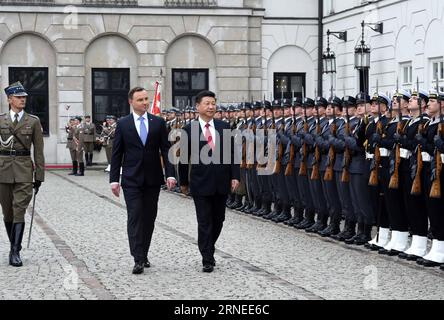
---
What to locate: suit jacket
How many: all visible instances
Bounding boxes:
[110,113,174,188]
[179,119,240,196]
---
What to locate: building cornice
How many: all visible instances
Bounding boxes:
[0,5,265,17]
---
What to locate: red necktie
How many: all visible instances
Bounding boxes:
[204,123,215,150]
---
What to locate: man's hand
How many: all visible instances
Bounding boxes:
[180,185,189,195]
[111,183,121,198]
[33,180,42,195]
[167,178,176,191]
[231,179,240,193]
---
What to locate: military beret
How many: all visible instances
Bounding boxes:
[75,116,83,122]
[4,81,28,97]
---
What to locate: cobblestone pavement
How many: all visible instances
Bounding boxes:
[0,170,443,300]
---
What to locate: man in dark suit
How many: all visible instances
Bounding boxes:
[179,91,240,273]
[110,87,176,275]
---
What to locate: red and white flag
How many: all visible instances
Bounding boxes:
[150,81,161,116]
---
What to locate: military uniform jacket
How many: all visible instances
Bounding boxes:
[81,122,96,143]
[0,111,45,183]
[101,124,116,147]
[345,117,368,175]
[330,117,359,172]
[306,117,328,169]
[291,117,315,168]
[317,118,338,171]
[66,125,76,150]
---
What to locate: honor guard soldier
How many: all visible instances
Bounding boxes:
[0,81,45,267]
[378,90,412,256]
[100,115,117,173]
[340,93,374,244]
[73,116,85,176]
[397,89,430,260]
[416,90,444,267]
[81,115,96,166]
[66,116,78,175]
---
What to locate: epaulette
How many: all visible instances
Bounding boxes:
[28,114,40,120]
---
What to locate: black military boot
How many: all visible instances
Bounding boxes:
[4,221,12,242]
[89,153,94,166]
[68,161,78,175]
[75,163,85,176]
[273,204,292,223]
[306,213,328,233]
[354,224,373,245]
[295,209,315,229]
[332,220,356,242]
[229,195,242,209]
[256,202,271,217]
[319,214,341,238]
[226,194,235,208]
[345,222,364,245]
[264,202,282,220]
[240,200,253,213]
[288,207,304,226]
[9,222,25,267]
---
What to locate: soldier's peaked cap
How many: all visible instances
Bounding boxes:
[5,81,28,97]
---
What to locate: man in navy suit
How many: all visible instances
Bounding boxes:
[179,91,240,273]
[110,87,176,275]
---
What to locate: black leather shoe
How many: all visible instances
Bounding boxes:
[202,264,214,273]
[144,260,151,268]
[440,264,444,271]
[132,262,144,274]
[421,259,441,267]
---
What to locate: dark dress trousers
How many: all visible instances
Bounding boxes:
[110,113,174,263]
[179,119,240,265]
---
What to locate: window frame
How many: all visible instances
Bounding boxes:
[273,73,306,100]
[8,67,49,136]
[172,68,209,110]
[92,68,130,128]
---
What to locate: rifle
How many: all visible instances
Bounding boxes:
[430,78,443,198]
[311,102,321,180]
[273,94,285,174]
[240,115,248,169]
[369,81,382,186]
[389,79,403,189]
[411,78,424,195]
[341,99,351,183]
[299,87,308,176]
[285,91,296,176]
[324,86,336,181]
[247,96,256,169]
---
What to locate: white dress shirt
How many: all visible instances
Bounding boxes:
[10,110,24,123]
[198,117,216,147]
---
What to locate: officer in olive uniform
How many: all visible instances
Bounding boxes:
[73,116,85,176]
[100,115,117,173]
[81,115,96,166]
[0,81,45,267]
[66,117,78,175]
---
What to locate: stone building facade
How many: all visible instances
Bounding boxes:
[0,0,442,163]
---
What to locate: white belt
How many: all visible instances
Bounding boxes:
[422,152,432,162]
[365,152,374,160]
[379,148,389,157]
[400,148,412,159]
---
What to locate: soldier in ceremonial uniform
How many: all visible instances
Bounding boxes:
[65,117,78,175]
[416,90,444,267]
[378,90,411,256]
[100,115,117,173]
[73,116,85,176]
[82,115,96,166]
[0,81,45,267]
[330,96,362,241]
